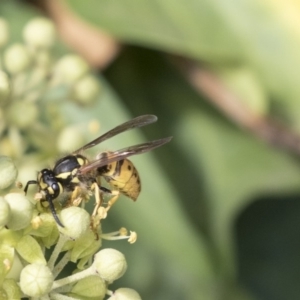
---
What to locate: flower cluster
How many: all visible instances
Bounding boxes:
[0,157,140,299]
[0,17,102,161]
[0,17,141,300]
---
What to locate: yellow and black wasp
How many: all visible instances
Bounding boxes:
[24,115,172,227]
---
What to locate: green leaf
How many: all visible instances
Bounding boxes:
[0,244,14,283]
[66,0,300,128]
[69,230,101,263]
[66,0,242,61]
[70,275,106,300]
[177,111,300,273]
[104,47,300,299]
[16,235,46,265]
[2,279,22,299]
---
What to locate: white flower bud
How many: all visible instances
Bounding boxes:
[20,264,53,297]
[16,158,44,188]
[0,70,11,104]
[57,125,85,153]
[23,17,56,49]
[4,193,33,230]
[4,43,31,74]
[0,196,11,227]
[35,50,52,68]
[93,248,127,283]
[0,18,9,48]
[7,126,25,158]
[54,54,89,83]
[7,101,38,129]
[107,288,142,300]
[59,207,90,239]
[0,156,18,189]
[72,74,101,105]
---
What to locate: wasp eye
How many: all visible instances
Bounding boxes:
[52,183,58,191]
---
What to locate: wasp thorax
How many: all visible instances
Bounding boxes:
[53,154,88,185]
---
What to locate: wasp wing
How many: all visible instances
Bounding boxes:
[78,136,172,175]
[74,115,158,153]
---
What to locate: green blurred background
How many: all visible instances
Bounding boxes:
[3,0,300,299]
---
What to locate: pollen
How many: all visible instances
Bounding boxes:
[119,227,128,236]
[128,231,137,244]
[34,192,43,201]
[31,215,43,229]
[3,259,11,271]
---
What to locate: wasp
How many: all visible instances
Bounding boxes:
[24,115,172,227]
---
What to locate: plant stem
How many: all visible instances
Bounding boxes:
[53,251,71,279]
[52,266,95,290]
[48,233,69,270]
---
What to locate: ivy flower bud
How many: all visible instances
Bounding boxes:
[59,207,90,239]
[0,18,9,48]
[4,193,33,230]
[0,156,18,189]
[57,125,85,153]
[7,101,38,129]
[54,54,89,83]
[107,288,142,300]
[93,248,127,283]
[23,17,56,49]
[0,70,11,104]
[19,264,53,297]
[72,74,101,105]
[4,43,31,74]
[0,196,11,227]
[35,50,52,68]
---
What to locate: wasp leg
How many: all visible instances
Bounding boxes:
[105,190,120,213]
[24,180,38,194]
[91,182,103,218]
[96,186,120,213]
[89,182,106,236]
[99,186,112,194]
[70,186,84,207]
[90,185,119,229]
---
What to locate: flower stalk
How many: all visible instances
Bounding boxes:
[47,234,69,271]
[52,266,95,290]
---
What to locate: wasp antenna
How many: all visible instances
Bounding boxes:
[46,196,64,227]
